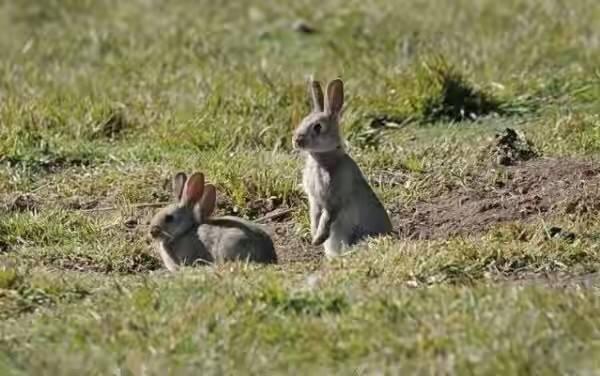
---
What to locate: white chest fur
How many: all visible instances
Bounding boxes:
[158,242,179,272]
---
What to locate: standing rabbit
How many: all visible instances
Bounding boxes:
[292,78,393,258]
[149,172,277,271]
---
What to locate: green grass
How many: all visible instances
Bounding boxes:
[1,0,600,374]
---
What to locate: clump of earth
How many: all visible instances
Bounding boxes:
[490,128,538,166]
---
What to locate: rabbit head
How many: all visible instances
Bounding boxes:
[293,78,345,153]
[149,172,217,243]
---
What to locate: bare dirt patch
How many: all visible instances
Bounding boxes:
[395,157,600,239]
[267,221,322,264]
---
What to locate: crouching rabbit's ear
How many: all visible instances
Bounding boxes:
[194,184,216,222]
[181,172,205,207]
[172,172,187,201]
[309,77,324,113]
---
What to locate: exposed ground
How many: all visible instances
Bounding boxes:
[2,0,600,374]
[395,156,600,240]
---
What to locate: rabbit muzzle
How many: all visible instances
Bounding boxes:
[293,134,307,149]
[149,225,163,239]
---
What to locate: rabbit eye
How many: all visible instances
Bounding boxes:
[165,214,174,223]
[313,123,322,134]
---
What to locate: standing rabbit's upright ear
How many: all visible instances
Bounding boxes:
[325,78,344,118]
[181,172,205,206]
[173,172,187,201]
[309,78,324,112]
[196,184,216,221]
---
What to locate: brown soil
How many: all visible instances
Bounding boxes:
[395,158,600,240]
[268,222,323,264]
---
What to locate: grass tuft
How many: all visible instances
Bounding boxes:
[412,57,502,122]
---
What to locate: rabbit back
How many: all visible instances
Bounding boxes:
[197,216,277,263]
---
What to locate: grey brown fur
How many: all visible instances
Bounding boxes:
[149,172,277,271]
[293,78,393,258]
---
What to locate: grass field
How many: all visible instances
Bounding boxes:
[1,0,600,374]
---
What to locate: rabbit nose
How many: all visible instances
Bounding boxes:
[149,226,161,238]
[293,135,306,148]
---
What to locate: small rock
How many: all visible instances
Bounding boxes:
[292,20,317,34]
[369,117,387,129]
[266,196,282,212]
[547,227,561,237]
[124,218,138,229]
[546,226,576,242]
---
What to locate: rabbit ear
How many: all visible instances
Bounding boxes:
[325,78,344,118]
[309,78,324,112]
[198,184,216,219]
[181,172,205,206]
[173,172,187,201]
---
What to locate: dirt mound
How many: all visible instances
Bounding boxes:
[488,128,538,166]
[395,158,600,240]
